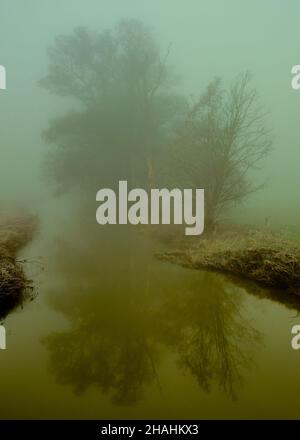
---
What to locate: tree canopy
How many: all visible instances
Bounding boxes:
[40,20,187,191]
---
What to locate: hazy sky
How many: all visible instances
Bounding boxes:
[0,0,299,224]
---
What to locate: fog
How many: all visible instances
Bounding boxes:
[0,0,299,226]
[1,2,300,420]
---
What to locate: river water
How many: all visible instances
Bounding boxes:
[1,210,300,419]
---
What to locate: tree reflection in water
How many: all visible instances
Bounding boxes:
[159,273,261,399]
[43,230,262,405]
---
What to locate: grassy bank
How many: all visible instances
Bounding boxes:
[157,229,300,297]
[0,213,37,319]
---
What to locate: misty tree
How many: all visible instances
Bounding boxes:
[41,21,271,230]
[165,72,272,229]
[40,19,187,192]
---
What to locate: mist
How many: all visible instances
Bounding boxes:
[1,1,300,421]
[0,0,299,228]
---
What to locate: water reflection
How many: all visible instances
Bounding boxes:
[159,273,262,399]
[42,229,262,405]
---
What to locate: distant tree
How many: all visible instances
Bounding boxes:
[165,72,272,229]
[40,20,187,192]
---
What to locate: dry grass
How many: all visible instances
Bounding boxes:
[157,229,300,296]
[0,213,37,319]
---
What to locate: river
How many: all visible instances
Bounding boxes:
[0,209,300,419]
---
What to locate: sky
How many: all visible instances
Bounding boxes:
[0,0,299,225]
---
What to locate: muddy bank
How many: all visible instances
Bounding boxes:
[157,229,300,297]
[0,213,37,319]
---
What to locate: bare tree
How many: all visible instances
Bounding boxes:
[166,72,272,229]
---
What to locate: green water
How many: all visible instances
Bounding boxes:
[0,217,300,420]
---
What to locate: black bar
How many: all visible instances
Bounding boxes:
[0,420,299,438]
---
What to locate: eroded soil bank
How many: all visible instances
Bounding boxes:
[0,213,37,319]
[157,229,300,297]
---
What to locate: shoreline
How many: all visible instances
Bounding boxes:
[0,213,37,320]
[156,228,300,298]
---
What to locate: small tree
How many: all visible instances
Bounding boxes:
[167,72,271,229]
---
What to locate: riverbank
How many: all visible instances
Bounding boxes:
[0,213,37,319]
[157,228,300,296]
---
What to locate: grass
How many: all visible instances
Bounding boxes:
[157,228,300,296]
[0,213,37,319]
